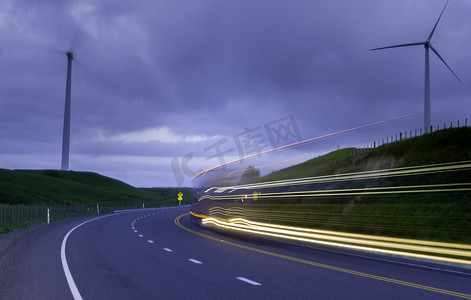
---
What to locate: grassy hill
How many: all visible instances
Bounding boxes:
[259,127,471,182]
[0,169,190,206]
[0,169,192,234]
[259,147,360,182]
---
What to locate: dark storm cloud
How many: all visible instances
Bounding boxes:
[1,0,470,186]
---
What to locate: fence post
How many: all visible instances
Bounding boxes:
[97,203,100,215]
[47,208,50,224]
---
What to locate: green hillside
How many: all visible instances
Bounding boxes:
[260,127,471,182]
[0,169,192,234]
[0,169,189,206]
[259,147,359,182]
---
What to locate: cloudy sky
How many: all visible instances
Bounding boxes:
[1,0,470,187]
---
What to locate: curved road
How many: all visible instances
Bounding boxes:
[1,205,470,299]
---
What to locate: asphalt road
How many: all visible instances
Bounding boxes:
[1,205,470,299]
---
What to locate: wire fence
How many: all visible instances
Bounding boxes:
[0,199,183,227]
[0,204,94,226]
[367,118,468,149]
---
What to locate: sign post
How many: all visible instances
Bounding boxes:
[178,192,183,206]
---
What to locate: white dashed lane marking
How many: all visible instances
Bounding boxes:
[236,277,262,286]
[134,230,138,233]
[147,240,154,244]
[163,248,173,252]
[188,259,202,264]
[139,234,144,238]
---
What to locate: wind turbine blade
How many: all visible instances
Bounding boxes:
[430,45,463,84]
[428,0,449,41]
[370,42,424,51]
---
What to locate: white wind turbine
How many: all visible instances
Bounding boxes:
[61,51,73,170]
[370,0,462,132]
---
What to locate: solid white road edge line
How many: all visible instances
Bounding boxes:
[61,214,121,300]
[236,277,262,286]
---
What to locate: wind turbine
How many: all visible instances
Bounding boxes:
[370,0,462,133]
[61,51,73,170]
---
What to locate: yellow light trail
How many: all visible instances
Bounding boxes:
[193,113,415,179]
[200,211,471,250]
[198,182,471,202]
[196,214,471,265]
[225,167,254,178]
[208,160,471,194]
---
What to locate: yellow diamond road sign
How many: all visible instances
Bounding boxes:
[178,192,183,201]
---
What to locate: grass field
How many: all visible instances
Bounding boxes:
[0,169,192,234]
[0,169,191,206]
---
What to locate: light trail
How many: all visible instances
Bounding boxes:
[192,210,471,250]
[198,182,471,202]
[196,214,471,265]
[193,160,471,263]
[206,160,471,195]
[225,167,254,178]
[193,113,415,179]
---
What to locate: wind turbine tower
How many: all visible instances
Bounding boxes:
[371,0,462,133]
[61,51,73,171]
